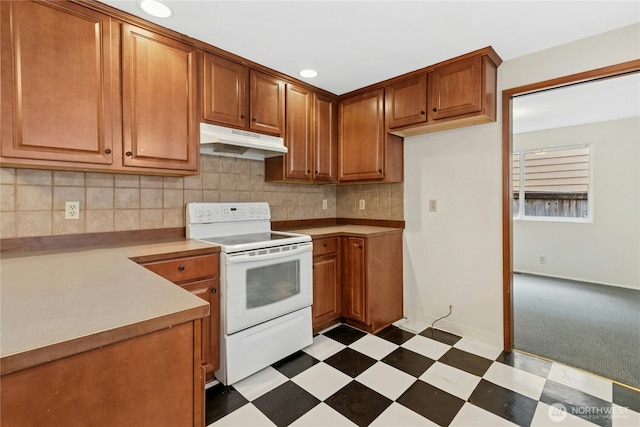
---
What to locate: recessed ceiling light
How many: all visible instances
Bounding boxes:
[299,69,318,78]
[140,0,172,18]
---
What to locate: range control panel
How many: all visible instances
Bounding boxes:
[186,202,271,224]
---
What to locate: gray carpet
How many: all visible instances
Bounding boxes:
[513,273,640,389]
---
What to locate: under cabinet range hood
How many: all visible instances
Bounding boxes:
[200,123,287,160]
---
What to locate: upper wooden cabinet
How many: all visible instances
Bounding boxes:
[121,24,199,172]
[313,93,338,183]
[283,84,313,180]
[202,53,249,128]
[385,74,427,129]
[201,56,285,136]
[339,89,403,183]
[386,48,501,137]
[339,89,384,182]
[265,86,337,183]
[1,1,199,175]
[249,70,286,135]
[429,55,484,121]
[0,1,116,166]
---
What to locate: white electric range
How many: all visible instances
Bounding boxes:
[186,202,313,385]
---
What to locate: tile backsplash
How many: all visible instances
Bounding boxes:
[0,155,404,239]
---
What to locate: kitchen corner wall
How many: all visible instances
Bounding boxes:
[0,155,404,239]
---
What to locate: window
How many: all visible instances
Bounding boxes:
[512,145,592,221]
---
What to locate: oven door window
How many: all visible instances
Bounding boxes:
[246,260,300,308]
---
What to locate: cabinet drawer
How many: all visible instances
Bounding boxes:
[143,254,218,283]
[313,238,339,257]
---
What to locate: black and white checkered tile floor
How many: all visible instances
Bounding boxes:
[205,322,640,427]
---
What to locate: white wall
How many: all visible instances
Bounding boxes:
[403,23,640,348]
[513,118,640,290]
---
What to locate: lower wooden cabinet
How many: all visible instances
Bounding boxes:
[312,237,341,333]
[139,253,220,381]
[310,231,403,335]
[1,321,204,426]
[341,232,403,333]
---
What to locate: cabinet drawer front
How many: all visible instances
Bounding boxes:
[143,255,218,283]
[313,237,339,256]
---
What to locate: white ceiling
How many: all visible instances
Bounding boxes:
[100,0,640,96]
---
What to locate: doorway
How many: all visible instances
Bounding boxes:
[501,60,640,385]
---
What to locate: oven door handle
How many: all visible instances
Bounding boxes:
[227,244,312,264]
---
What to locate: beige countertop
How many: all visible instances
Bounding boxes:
[0,240,218,375]
[283,225,403,239]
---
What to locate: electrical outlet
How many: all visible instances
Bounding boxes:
[539,256,547,264]
[359,199,365,210]
[322,199,328,210]
[429,199,438,212]
[65,201,80,220]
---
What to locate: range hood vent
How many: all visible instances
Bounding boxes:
[200,123,287,161]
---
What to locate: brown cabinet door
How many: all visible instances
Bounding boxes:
[313,93,338,183]
[339,89,385,181]
[285,84,313,180]
[342,237,368,324]
[1,1,116,165]
[181,278,220,377]
[386,74,427,129]
[429,56,482,121]
[312,252,341,331]
[249,70,285,135]
[202,53,249,128]
[121,24,198,171]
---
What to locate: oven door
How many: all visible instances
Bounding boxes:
[223,241,312,334]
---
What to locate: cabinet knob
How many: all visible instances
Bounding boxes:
[307,170,311,174]
[125,151,133,156]
[432,108,438,112]
[241,114,245,119]
[104,148,112,154]
[252,117,257,122]
[178,265,185,271]
[211,288,217,294]
[378,169,382,173]
[358,245,363,249]
[315,170,319,174]
[323,243,328,247]
[420,110,426,115]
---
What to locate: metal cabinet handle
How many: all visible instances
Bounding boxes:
[252,117,257,122]
[432,108,438,112]
[420,110,426,115]
[178,265,185,271]
[104,148,112,154]
[211,288,217,294]
[125,151,133,156]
